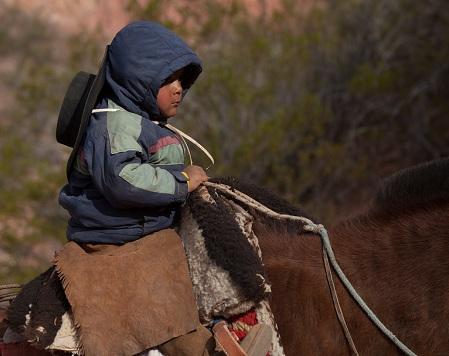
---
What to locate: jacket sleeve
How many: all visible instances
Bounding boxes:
[84,116,188,209]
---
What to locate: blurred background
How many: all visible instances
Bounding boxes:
[0,0,448,283]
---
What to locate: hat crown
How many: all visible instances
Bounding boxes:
[56,71,96,148]
[56,47,108,178]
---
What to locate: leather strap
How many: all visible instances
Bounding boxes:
[213,321,247,356]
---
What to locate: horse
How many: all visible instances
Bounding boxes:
[232,157,449,355]
[2,158,449,355]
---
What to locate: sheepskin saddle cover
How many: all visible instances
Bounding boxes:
[178,184,271,322]
[6,266,72,350]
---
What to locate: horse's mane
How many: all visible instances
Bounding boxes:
[370,157,449,216]
[211,158,449,229]
[209,177,317,231]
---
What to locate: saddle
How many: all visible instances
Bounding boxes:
[4,182,285,355]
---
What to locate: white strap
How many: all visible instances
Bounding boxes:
[154,122,215,168]
[165,123,215,168]
[92,108,121,113]
[178,131,194,166]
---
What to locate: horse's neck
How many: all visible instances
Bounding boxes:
[254,221,349,355]
[255,222,323,268]
[255,203,449,314]
[254,202,449,307]
[253,202,449,355]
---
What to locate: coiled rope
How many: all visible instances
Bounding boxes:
[203,181,417,356]
[0,284,21,303]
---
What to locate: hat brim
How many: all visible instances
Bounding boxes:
[66,46,109,178]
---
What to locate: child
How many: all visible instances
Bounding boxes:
[59,21,207,245]
[58,21,270,356]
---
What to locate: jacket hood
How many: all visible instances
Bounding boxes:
[105,21,202,119]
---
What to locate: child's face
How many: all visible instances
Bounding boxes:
[157,69,184,118]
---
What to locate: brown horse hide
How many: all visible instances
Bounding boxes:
[233,158,449,355]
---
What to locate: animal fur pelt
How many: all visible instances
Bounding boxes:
[5,266,79,352]
[179,186,271,320]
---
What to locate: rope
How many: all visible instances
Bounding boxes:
[162,123,215,169]
[322,246,359,356]
[178,130,193,166]
[0,284,21,290]
[0,284,21,303]
[203,181,417,356]
[0,293,20,302]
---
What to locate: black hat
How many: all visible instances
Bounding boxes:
[56,46,109,178]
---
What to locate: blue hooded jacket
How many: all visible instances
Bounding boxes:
[59,21,202,244]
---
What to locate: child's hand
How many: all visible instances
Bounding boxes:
[183,165,208,192]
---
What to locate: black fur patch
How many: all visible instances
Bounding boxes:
[188,189,268,303]
[372,158,449,216]
[6,267,69,349]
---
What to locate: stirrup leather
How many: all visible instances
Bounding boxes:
[213,321,247,356]
[212,321,273,356]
